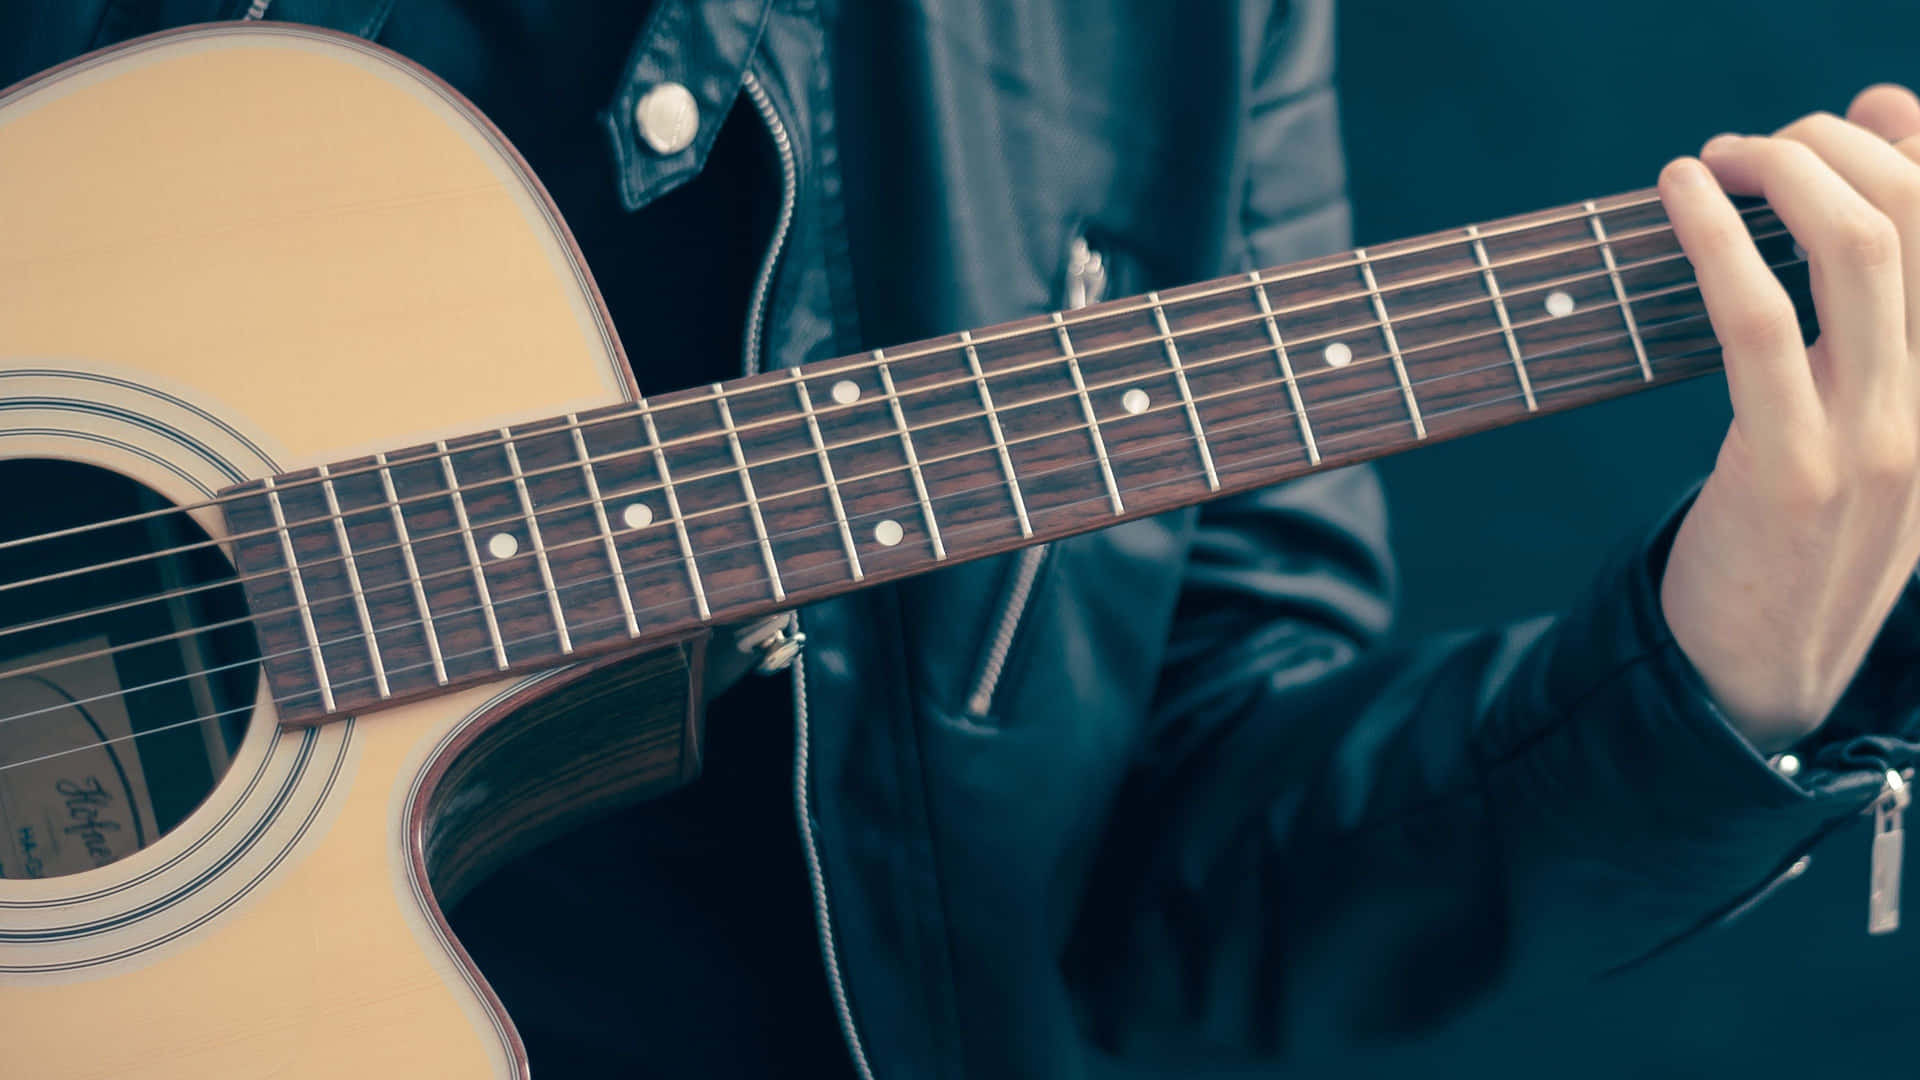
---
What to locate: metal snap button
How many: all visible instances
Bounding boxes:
[634,82,699,155]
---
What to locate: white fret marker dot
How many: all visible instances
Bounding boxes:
[1122,388,1150,415]
[874,519,904,547]
[1545,290,1576,318]
[622,503,653,530]
[831,379,861,405]
[1323,341,1353,368]
[486,533,518,560]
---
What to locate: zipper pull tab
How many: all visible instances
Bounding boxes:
[1869,768,1909,935]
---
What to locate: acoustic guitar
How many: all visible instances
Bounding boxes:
[0,22,1811,1079]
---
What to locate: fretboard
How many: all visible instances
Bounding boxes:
[223,187,1812,724]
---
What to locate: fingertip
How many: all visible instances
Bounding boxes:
[1700,132,1745,160]
[1659,155,1712,195]
[1847,83,1920,141]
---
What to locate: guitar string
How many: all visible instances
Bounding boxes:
[0,331,1742,773]
[0,251,1800,684]
[0,219,1792,627]
[0,194,1770,568]
[0,291,1740,702]
[0,250,1775,679]
[0,290,1763,720]
[0,207,1734,585]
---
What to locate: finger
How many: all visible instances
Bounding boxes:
[1700,134,1904,410]
[1775,111,1920,354]
[1659,155,1820,438]
[1847,84,1920,143]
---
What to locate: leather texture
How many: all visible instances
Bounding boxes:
[8,2,1920,1076]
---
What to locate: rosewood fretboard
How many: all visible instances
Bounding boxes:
[222,188,1813,725]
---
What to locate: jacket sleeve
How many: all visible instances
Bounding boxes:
[1061,0,1920,1063]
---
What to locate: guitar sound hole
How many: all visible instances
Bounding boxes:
[0,460,258,879]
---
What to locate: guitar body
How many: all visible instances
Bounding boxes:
[0,25,703,1078]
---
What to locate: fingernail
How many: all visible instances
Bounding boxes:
[1664,156,1711,189]
[1702,132,1744,156]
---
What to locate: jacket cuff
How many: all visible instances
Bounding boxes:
[1490,490,1905,974]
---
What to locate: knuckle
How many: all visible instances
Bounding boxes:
[1830,208,1900,266]
[1852,422,1918,485]
[1718,294,1801,351]
[1777,450,1843,508]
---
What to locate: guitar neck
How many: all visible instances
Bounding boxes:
[224,186,1811,725]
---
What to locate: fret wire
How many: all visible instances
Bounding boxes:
[260,332,1716,718]
[1466,225,1538,412]
[713,386,787,602]
[637,399,712,620]
[57,338,1700,740]
[1146,291,1221,490]
[39,308,1728,718]
[1585,199,1654,382]
[791,371,864,580]
[961,329,1034,537]
[1051,312,1124,514]
[567,415,641,638]
[437,441,511,670]
[501,430,574,655]
[377,452,447,684]
[1354,248,1428,440]
[0,220,1761,639]
[317,463,390,698]
[1249,269,1320,466]
[876,351,946,560]
[9,196,1772,576]
[261,476,335,712]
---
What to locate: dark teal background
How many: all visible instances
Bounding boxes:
[1342,0,1919,1073]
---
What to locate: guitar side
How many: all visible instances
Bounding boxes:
[0,25,690,1078]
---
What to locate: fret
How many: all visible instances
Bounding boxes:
[568,416,641,639]
[637,399,712,620]
[961,329,1034,537]
[262,476,335,713]
[1584,199,1653,382]
[500,429,574,655]
[377,451,447,684]
[1249,269,1320,465]
[1146,291,1222,489]
[712,385,787,602]
[236,184,1812,728]
[1465,224,1538,411]
[1050,312,1124,515]
[790,371,864,580]
[317,464,390,698]
[876,352,946,560]
[1353,249,1427,440]
[436,441,510,670]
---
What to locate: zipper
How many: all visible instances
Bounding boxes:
[960,231,1110,718]
[963,547,1048,717]
[739,69,797,378]
[792,650,879,1080]
[1869,767,1909,935]
[240,0,272,18]
[744,69,876,1080]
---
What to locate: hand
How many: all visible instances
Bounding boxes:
[1658,85,1920,753]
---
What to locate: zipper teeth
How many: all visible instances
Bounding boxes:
[241,0,272,18]
[740,70,798,377]
[749,72,877,1080]
[958,233,1106,717]
[964,545,1047,716]
[793,646,879,1080]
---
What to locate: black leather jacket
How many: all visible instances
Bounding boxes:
[10,2,1920,1077]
